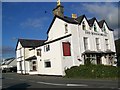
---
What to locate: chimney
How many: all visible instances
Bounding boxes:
[53,0,64,17]
[72,14,77,19]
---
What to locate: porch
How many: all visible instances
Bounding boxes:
[82,50,115,65]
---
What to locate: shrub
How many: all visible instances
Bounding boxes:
[65,64,119,79]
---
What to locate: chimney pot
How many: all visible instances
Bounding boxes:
[72,14,77,19]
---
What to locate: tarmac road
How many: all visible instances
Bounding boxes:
[1,73,119,89]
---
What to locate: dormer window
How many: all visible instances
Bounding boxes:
[82,21,86,30]
[94,24,97,32]
[65,24,68,33]
[103,25,106,32]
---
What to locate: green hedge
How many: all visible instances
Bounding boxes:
[65,64,120,79]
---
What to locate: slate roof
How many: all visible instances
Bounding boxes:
[98,20,113,31]
[75,15,85,23]
[16,39,46,50]
[2,57,15,65]
[98,20,105,28]
[88,17,96,27]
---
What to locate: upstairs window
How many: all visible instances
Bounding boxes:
[105,39,109,50]
[65,24,68,33]
[96,38,100,50]
[103,25,106,32]
[94,24,97,32]
[82,21,86,30]
[37,49,41,56]
[44,45,50,52]
[83,37,88,50]
[62,42,71,56]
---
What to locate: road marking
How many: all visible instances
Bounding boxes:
[37,81,88,87]
[37,81,66,86]
[67,84,88,87]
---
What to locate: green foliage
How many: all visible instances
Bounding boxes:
[65,64,120,79]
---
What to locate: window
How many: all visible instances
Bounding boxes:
[37,49,41,56]
[83,37,88,50]
[45,61,51,68]
[105,39,109,50]
[44,45,50,52]
[96,38,100,50]
[94,24,97,32]
[103,25,106,32]
[62,42,71,56]
[65,24,68,33]
[82,21,86,30]
[30,60,37,71]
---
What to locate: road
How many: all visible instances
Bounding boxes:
[1,73,119,89]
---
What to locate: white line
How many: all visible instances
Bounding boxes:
[37,81,88,87]
[67,83,88,86]
[37,81,66,86]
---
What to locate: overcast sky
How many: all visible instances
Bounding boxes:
[1,2,119,59]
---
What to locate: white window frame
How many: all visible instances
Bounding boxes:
[83,37,89,50]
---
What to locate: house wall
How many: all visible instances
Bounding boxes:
[16,42,33,74]
[47,18,71,41]
[36,41,62,76]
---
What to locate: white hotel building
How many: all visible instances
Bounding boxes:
[16,1,116,76]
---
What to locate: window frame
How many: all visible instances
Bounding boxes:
[96,38,100,50]
[37,49,41,56]
[94,24,97,32]
[82,21,86,30]
[105,39,109,50]
[83,37,88,50]
[65,24,68,34]
[44,61,51,68]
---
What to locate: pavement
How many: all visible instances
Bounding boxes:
[1,72,119,89]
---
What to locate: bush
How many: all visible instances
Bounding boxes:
[65,64,120,79]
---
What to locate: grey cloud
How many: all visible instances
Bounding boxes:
[82,3,118,29]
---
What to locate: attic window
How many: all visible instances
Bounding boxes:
[65,24,68,33]
[82,21,86,30]
[94,24,97,32]
[103,25,106,32]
